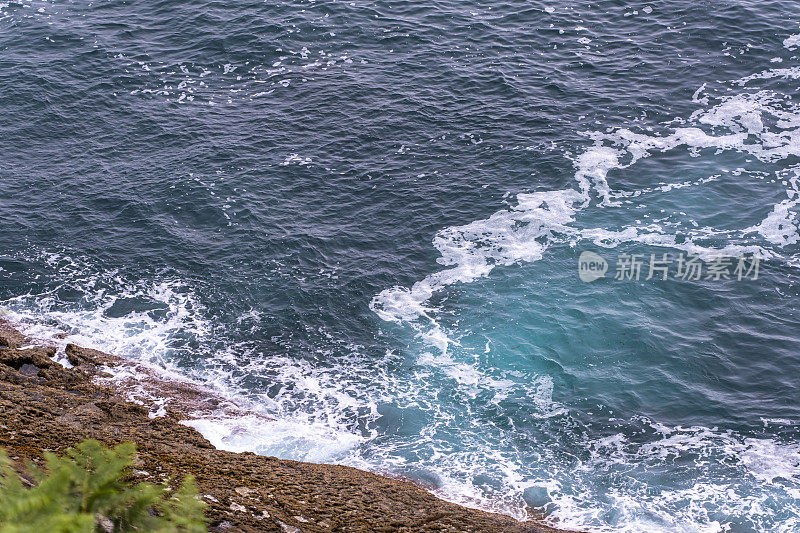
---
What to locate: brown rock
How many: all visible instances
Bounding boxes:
[0,346,55,370]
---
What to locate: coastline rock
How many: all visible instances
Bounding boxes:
[0,345,55,370]
[0,321,577,532]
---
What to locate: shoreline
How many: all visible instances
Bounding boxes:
[0,319,578,532]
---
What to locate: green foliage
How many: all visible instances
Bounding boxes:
[0,440,207,533]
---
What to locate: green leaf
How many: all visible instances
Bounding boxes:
[0,441,208,533]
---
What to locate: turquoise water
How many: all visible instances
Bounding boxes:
[2,1,800,531]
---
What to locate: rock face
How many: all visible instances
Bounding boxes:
[0,322,576,533]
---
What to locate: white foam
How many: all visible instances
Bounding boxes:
[541,422,800,532]
[739,438,800,485]
[736,66,800,85]
[182,416,365,463]
[280,153,312,166]
[784,33,800,50]
[1,278,209,370]
[745,166,800,246]
[371,189,582,328]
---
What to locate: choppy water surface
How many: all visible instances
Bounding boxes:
[2,1,800,531]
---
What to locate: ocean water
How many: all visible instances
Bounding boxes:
[2,1,800,531]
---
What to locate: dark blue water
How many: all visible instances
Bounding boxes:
[3,1,800,531]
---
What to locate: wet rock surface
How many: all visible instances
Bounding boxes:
[0,321,575,532]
